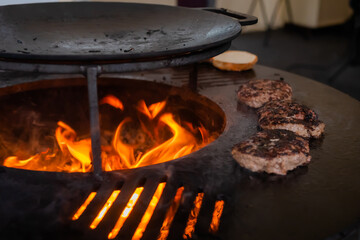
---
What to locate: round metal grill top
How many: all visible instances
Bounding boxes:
[0,2,241,62]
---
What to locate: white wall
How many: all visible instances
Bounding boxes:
[1,0,351,30]
[216,0,287,32]
[216,0,352,31]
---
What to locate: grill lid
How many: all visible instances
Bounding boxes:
[0,2,248,63]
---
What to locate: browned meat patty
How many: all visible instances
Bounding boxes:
[237,79,292,108]
[257,101,325,138]
[232,130,310,175]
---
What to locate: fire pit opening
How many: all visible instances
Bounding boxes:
[0,77,225,173]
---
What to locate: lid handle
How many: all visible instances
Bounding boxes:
[201,8,258,26]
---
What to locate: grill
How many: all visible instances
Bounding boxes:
[1,2,360,240]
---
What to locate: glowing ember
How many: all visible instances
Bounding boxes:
[157,187,184,240]
[90,190,121,229]
[132,182,166,240]
[72,192,97,220]
[2,97,216,172]
[209,200,224,234]
[183,192,204,239]
[108,187,144,239]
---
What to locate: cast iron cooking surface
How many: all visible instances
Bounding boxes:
[109,64,360,240]
[0,2,241,62]
[0,64,359,240]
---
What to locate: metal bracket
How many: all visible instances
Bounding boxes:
[188,63,198,92]
[86,67,102,177]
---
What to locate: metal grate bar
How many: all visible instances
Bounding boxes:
[115,178,165,239]
[73,183,120,229]
[167,186,197,240]
[108,187,144,239]
[89,176,147,237]
[193,193,217,236]
[132,182,167,240]
[90,190,121,229]
[141,179,181,240]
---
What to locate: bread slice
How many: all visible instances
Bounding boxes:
[210,50,258,71]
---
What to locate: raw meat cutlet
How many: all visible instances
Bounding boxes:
[237,79,292,108]
[257,101,325,138]
[232,130,310,175]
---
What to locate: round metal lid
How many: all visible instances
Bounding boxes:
[0,2,242,63]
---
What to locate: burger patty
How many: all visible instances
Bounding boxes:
[257,101,325,138]
[232,130,310,175]
[237,79,292,108]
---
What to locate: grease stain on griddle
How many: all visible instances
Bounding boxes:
[146,29,167,36]
[107,31,133,40]
[124,48,134,53]
[17,50,30,54]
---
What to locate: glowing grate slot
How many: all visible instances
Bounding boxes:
[157,187,185,240]
[108,187,144,239]
[209,200,225,234]
[72,192,97,220]
[183,192,204,239]
[132,183,167,240]
[90,190,121,229]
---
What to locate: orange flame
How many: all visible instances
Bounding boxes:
[157,187,184,240]
[132,182,166,240]
[2,97,216,172]
[137,100,166,119]
[183,192,204,239]
[108,187,144,239]
[90,190,121,229]
[100,95,124,110]
[209,200,224,234]
[72,192,97,220]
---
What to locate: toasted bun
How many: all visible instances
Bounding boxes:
[210,50,258,71]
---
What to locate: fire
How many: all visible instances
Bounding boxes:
[72,192,97,221]
[100,95,124,110]
[2,96,216,172]
[132,182,166,240]
[157,187,184,240]
[183,192,204,239]
[108,187,144,239]
[90,190,121,229]
[209,200,224,234]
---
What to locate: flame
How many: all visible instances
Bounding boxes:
[209,200,224,234]
[72,192,97,220]
[157,187,184,240]
[183,192,204,239]
[100,94,124,110]
[90,190,121,229]
[108,187,144,239]
[132,182,166,240]
[136,100,166,119]
[2,97,216,172]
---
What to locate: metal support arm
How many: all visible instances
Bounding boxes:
[86,67,102,177]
